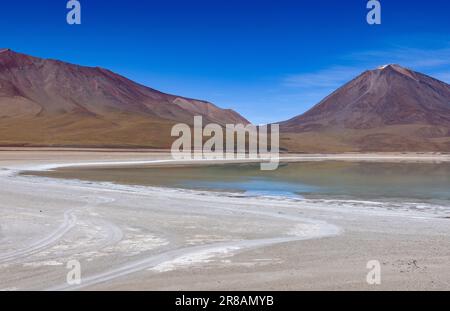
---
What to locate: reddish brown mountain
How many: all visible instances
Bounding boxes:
[0,49,248,148]
[280,65,450,152]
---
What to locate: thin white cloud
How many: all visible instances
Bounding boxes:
[347,46,450,70]
[283,45,450,92]
[271,43,450,122]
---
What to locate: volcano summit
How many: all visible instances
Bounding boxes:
[280,64,450,152]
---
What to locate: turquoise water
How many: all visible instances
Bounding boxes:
[33,161,450,204]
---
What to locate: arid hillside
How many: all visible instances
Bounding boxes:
[0,49,248,148]
[280,65,450,152]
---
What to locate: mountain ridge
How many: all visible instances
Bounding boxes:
[1,49,450,152]
[0,49,248,148]
[280,64,450,152]
[0,48,248,124]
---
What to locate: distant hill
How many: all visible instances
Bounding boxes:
[2,50,450,152]
[0,49,248,148]
[280,64,450,152]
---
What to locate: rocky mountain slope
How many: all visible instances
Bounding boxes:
[280,65,450,152]
[0,49,248,147]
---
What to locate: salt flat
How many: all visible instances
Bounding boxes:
[0,150,449,290]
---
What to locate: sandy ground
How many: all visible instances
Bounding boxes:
[0,150,449,291]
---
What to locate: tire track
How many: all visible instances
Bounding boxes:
[50,217,339,291]
[0,210,77,263]
[0,196,118,264]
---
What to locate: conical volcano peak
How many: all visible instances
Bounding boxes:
[375,64,417,80]
[377,64,403,70]
[287,63,450,129]
[376,64,410,72]
[280,63,450,151]
[377,64,392,69]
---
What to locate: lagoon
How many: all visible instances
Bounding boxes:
[27,161,450,204]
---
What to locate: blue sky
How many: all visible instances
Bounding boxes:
[1,0,450,124]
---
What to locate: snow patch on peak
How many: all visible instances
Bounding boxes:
[377,64,417,80]
[378,64,390,70]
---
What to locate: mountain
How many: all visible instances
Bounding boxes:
[280,64,450,152]
[2,51,449,152]
[0,49,248,148]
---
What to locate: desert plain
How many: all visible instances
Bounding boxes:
[0,149,449,291]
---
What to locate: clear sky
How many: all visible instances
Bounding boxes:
[1,0,449,124]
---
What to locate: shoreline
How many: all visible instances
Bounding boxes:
[19,153,450,217]
[11,152,450,173]
[1,151,450,290]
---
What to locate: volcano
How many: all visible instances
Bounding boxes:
[280,64,450,152]
[1,50,450,152]
[0,49,248,148]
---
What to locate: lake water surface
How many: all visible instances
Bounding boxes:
[27,161,450,204]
